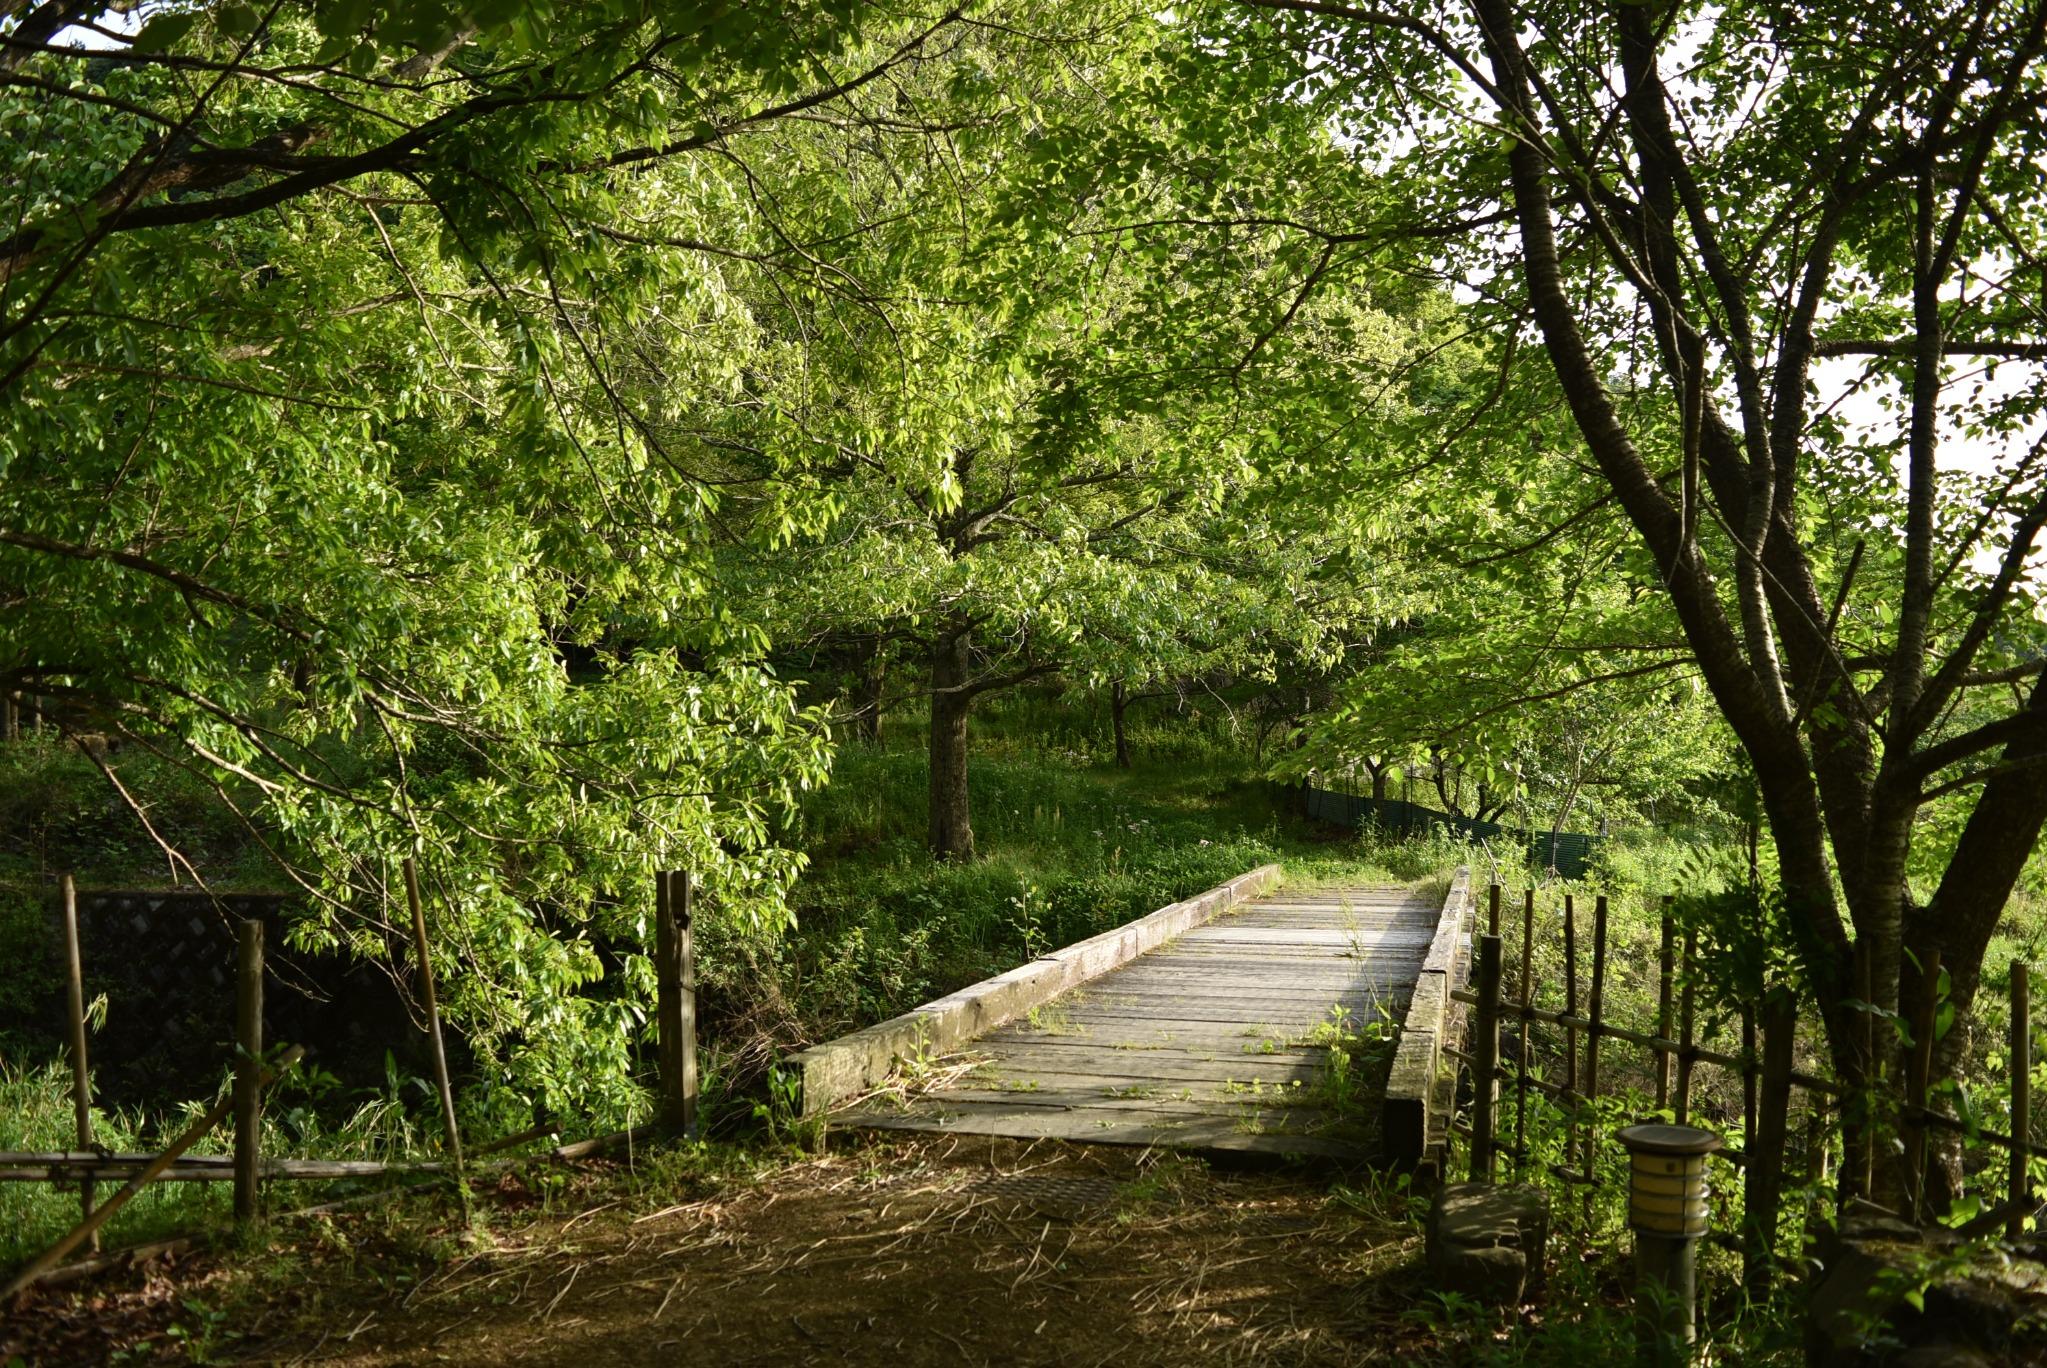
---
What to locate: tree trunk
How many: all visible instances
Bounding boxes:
[1458,0,2047,1213]
[1112,683,1132,770]
[1917,679,2047,1208]
[853,640,887,746]
[927,628,975,860]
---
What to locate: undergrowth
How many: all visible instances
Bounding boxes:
[0,1050,480,1273]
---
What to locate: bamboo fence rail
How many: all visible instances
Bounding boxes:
[1447,884,2038,1287]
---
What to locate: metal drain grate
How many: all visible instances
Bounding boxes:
[962,1172,1121,1212]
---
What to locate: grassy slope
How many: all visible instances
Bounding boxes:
[755,695,1455,1047]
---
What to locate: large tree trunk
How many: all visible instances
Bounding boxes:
[1916,678,2047,1206]
[1111,682,1132,770]
[927,627,975,860]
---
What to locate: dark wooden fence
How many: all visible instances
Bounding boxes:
[1303,784,1601,879]
[1452,884,2039,1285]
[3,867,705,1298]
[42,886,420,1104]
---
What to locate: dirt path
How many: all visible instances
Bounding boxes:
[5,1135,1445,1365]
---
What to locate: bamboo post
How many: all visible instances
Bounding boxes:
[233,919,265,1225]
[401,857,468,1220]
[1746,987,1796,1294]
[1582,895,1608,1197]
[655,869,698,1138]
[1904,948,1942,1222]
[1470,932,1503,1182]
[1656,899,1675,1111]
[1516,888,1534,1173]
[1488,881,1502,938]
[1562,893,1580,1171]
[60,874,95,1251]
[2013,961,2032,1241]
[1676,927,1697,1126]
[1563,895,1579,1100]
[0,1046,303,1301]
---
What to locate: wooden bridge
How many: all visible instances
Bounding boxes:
[787,866,1474,1164]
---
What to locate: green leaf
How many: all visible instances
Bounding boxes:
[217,4,262,38]
[131,12,200,51]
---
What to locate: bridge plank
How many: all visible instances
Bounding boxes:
[826,876,1456,1161]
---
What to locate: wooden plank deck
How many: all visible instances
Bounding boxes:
[833,883,1447,1161]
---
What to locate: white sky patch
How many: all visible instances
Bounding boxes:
[23,4,146,49]
[1812,357,2047,585]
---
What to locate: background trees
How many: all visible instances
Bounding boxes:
[0,1,1091,1114]
[0,0,1438,1114]
[713,19,1448,860]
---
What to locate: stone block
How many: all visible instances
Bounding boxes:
[1425,1182,1550,1306]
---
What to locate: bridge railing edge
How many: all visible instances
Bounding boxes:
[781,862,1285,1118]
[1382,866,1474,1167]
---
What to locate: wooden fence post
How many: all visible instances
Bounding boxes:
[402,857,468,1219]
[2012,960,2031,1241]
[1676,926,1697,1125]
[233,918,264,1226]
[1516,888,1534,1173]
[1562,895,1579,1089]
[0,1046,303,1301]
[1656,899,1675,1112]
[1582,895,1608,1200]
[1488,881,1501,938]
[1904,948,1942,1222]
[1746,987,1795,1294]
[656,870,698,1137]
[60,874,95,1251]
[1469,932,1503,1183]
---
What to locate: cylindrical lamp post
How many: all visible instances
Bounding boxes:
[1618,1123,1722,1365]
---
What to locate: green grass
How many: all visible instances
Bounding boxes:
[0,1056,234,1270]
[762,692,1454,1043]
[0,1048,494,1275]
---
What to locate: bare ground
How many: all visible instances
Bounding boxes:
[2,1133,1460,1366]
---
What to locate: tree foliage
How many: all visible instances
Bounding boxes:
[0,0,1446,1117]
[0,1,1088,1117]
[1225,0,2047,1154]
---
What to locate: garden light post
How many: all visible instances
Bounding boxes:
[1618,1123,1722,1365]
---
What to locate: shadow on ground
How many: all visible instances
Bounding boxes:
[5,1134,1454,1366]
